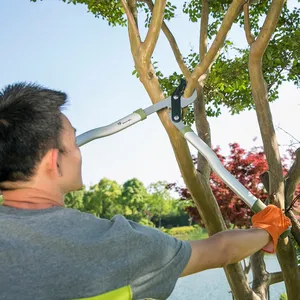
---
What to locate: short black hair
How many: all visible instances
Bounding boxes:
[0,82,67,186]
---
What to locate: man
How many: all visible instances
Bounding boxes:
[0,83,291,300]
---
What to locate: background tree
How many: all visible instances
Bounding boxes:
[64,178,189,227]
[121,178,149,222]
[147,181,173,227]
[64,186,86,211]
[83,178,123,219]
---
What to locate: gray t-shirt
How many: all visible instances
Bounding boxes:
[0,205,191,300]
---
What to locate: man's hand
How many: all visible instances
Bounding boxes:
[252,204,291,253]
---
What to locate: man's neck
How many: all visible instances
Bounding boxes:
[2,187,65,210]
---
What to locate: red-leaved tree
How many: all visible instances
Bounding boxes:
[169,143,300,229]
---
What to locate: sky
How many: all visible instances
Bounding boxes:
[0,0,299,189]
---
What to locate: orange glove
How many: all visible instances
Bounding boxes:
[251,205,291,254]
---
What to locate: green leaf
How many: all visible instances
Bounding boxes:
[267,52,272,61]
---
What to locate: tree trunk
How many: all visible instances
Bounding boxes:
[249,52,300,300]
[121,0,299,298]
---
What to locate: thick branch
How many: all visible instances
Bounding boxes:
[243,259,251,275]
[269,271,284,285]
[251,0,286,57]
[275,235,300,299]
[186,0,245,95]
[144,0,190,78]
[250,251,269,299]
[120,0,141,53]
[143,0,166,63]
[128,0,138,26]
[270,265,300,285]
[195,0,211,180]
[243,1,255,45]
[248,2,300,294]
[199,0,209,61]
[284,148,300,206]
[249,59,284,207]
[160,22,190,78]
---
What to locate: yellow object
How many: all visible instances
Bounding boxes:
[77,286,132,300]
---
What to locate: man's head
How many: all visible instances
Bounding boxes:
[0,82,82,195]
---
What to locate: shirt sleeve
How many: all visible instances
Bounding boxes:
[111,215,191,300]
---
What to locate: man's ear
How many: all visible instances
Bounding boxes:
[44,148,61,177]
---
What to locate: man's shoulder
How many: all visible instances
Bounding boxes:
[60,207,97,219]
[58,209,131,232]
[60,208,126,224]
[58,207,111,225]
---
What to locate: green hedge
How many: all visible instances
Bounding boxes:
[166,226,197,236]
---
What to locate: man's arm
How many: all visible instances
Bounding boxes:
[180,228,270,277]
[180,205,291,277]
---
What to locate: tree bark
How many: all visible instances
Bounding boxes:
[284,148,300,207]
[287,210,300,246]
[248,58,285,207]
[250,251,269,300]
[195,0,211,181]
[249,51,300,300]
[248,1,300,298]
[276,238,300,299]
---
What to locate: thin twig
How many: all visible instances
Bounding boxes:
[285,194,300,213]
[276,125,300,143]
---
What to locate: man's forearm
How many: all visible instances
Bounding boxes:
[217,228,271,265]
[183,207,289,276]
